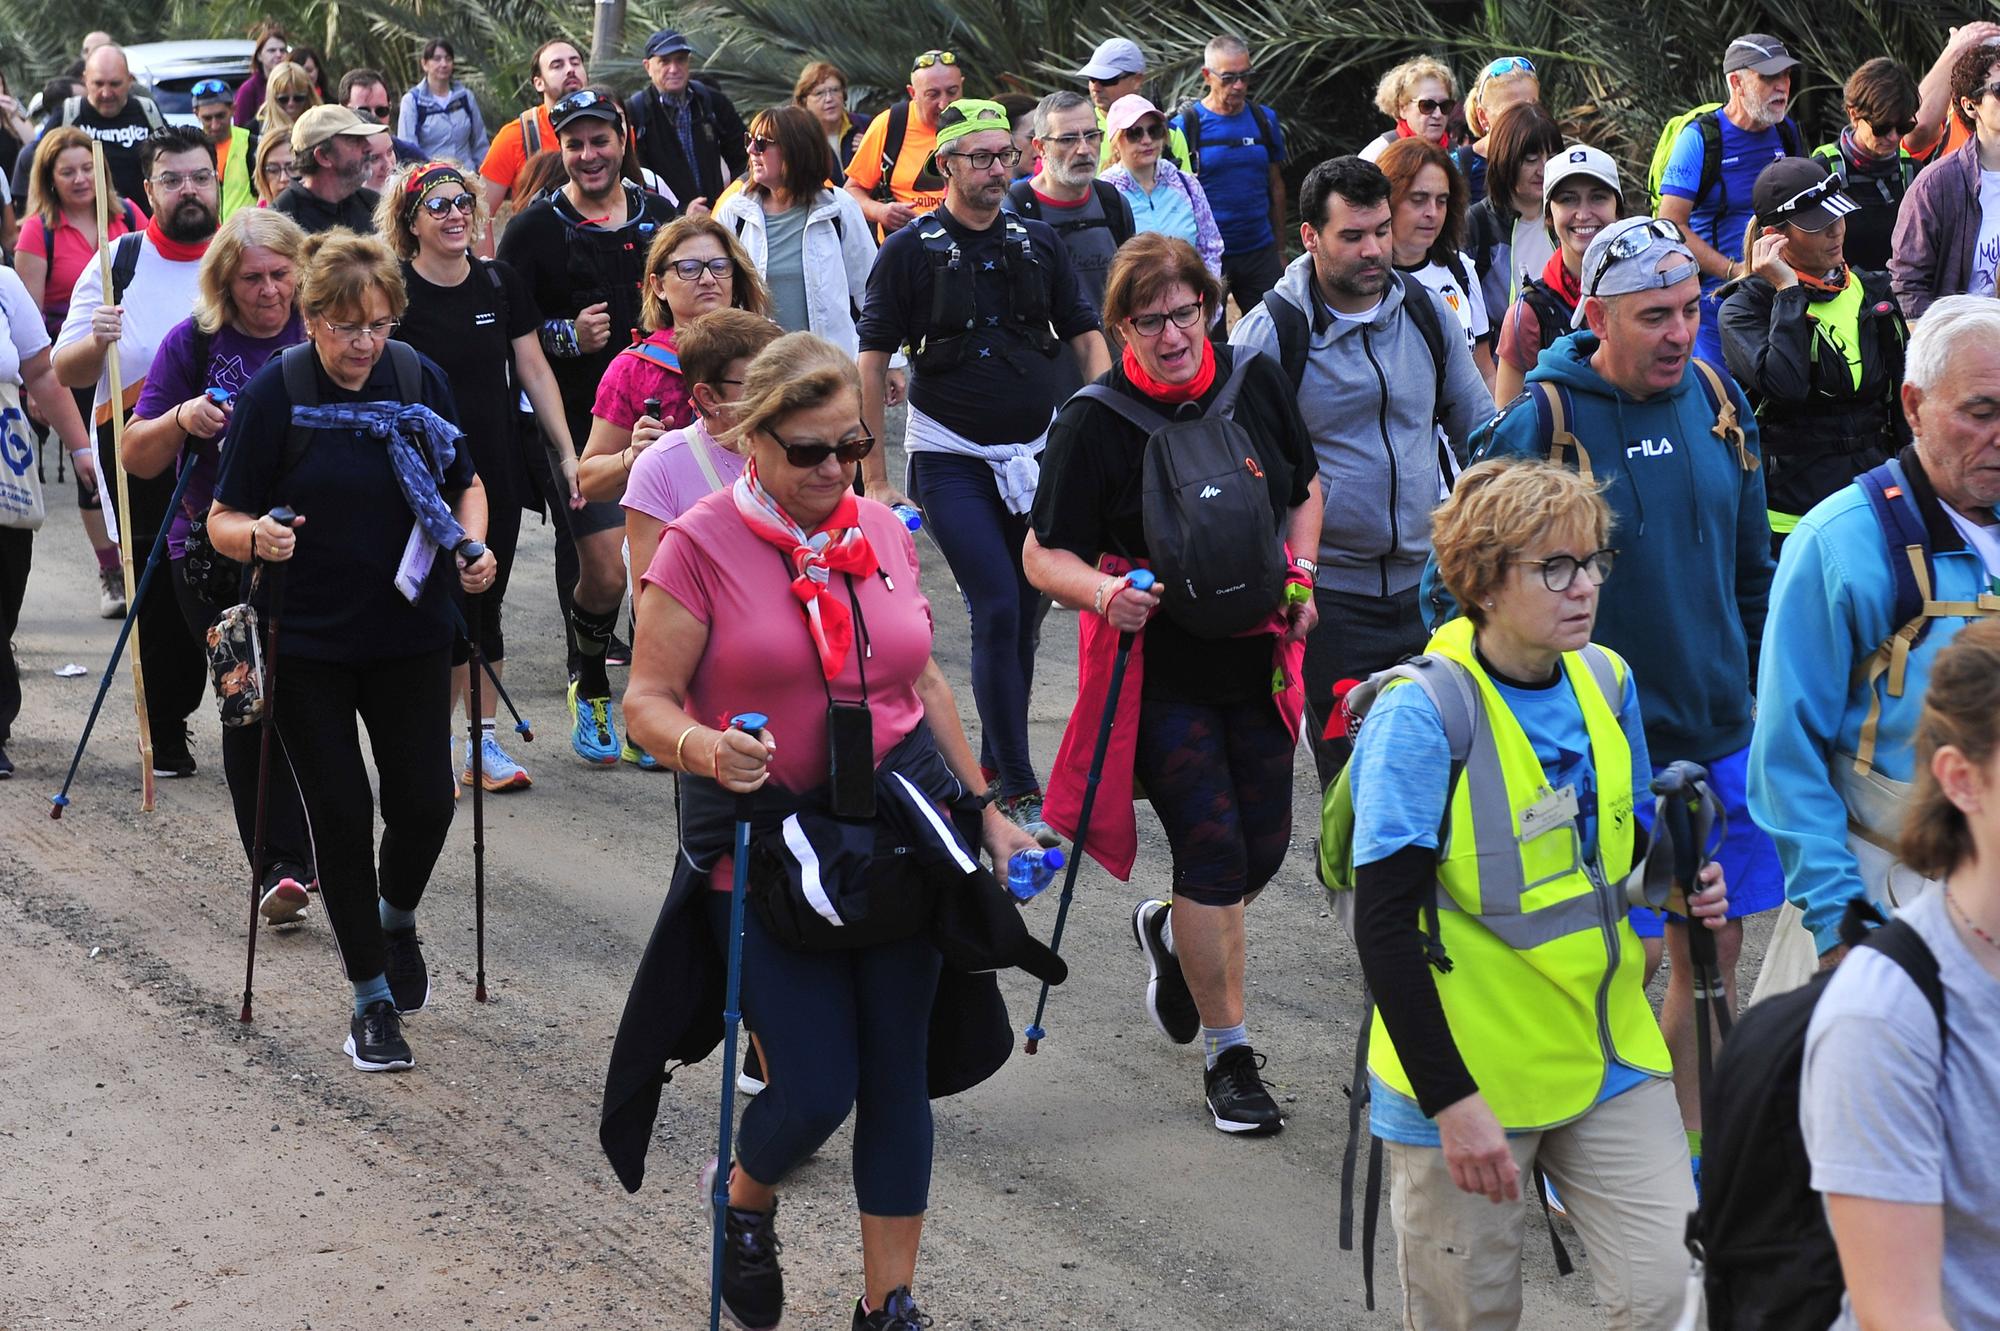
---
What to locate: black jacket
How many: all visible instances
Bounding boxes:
[625,80,749,208]
[1719,267,1908,522]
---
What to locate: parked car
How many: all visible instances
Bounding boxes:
[123,40,255,124]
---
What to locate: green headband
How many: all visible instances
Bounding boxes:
[932,99,1011,152]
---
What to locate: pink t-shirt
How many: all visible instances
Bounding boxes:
[643,490,933,797]
[621,418,745,525]
[591,328,696,432]
[20,206,143,321]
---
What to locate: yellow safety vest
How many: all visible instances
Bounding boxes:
[217,126,256,221]
[1367,616,1670,1129]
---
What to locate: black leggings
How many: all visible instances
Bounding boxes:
[98,425,208,740]
[450,422,526,666]
[0,527,28,743]
[169,557,312,875]
[1132,696,1296,908]
[275,648,454,983]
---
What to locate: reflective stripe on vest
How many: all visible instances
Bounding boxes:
[1367,615,1670,1129]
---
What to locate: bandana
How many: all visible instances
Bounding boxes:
[145,216,212,263]
[1541,248,1582,308]
[732,458,879,677]
[402,161,469,226]
[1120,337,1216,404]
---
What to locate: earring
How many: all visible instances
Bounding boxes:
[1483,599,1494,608]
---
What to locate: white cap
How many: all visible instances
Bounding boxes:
[1543,143,1620,205]
[1077,38,1146,81]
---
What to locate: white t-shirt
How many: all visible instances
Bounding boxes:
[1970,169,2000,298]
[1944,502,2000,580]
[1401,253,1490,348]
[0,265,51,384]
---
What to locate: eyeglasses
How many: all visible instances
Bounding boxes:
[419,192,477,217]
[1865,116,1917,137]
[152,169,217,192]
[912,50,958,71]
[321,318,399,344]
[1124,121,1166,142]
[1412,98,1454,116]
[1040,129,1105,150]
[191,78,229,100]
[275,93,312,107]
[1209,69,1253,86]
[352,103,389,120]
[1126,300,1204,337]
[1585,218,1686,296]
[768,424,876,468]
[1512,549,1617,592]
[1481,56,1536,80]
[745,134,778,153]
[807,83,844,101]
[668,256,735,282]
[262,159,294,179]
[944,147,1021,171]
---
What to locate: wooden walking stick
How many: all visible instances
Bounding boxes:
[91,141,154,810]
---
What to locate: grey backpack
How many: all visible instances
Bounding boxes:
[1076,354,1286,638]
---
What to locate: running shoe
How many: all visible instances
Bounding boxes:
[383,927,431,1014]
[463,731,532,791]
[568,680,619,765]
[699,1160,784,1331]
[853,1287,933,1330]
[0,744,12,779]
[99,567,126,619]
[1205,1044,1285,1135]
[998,789,1060,847]
[345,999,414,1072]
[150,726,197,778]
[1132,899,1199,1044]
[258,863,311,926]
[620,739,662,770]
[737,1038,766,1097]
[606,632,632,668]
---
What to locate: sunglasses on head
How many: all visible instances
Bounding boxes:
[1482,55,1536,80]
[553,89,617,118]
[769,425,876,468]
[912,49,958,71]
[191,78,230,100]
[1585,218,1687,296]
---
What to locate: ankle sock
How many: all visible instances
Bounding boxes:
[95,546,121,574]
[379,899,417,933]
[572,602,617,697]
[1687,1128,1704,1160]
[353,973,392,1013]
[1201,1023,1248,1071]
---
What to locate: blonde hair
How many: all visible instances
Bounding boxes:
[1902,619,2000,878]
[258,62,318,131]
[296,228,407,321]
[722,332,861,451]
[1468,67,1538,136]
[374,162,491,260]
[1431,459,1612,624]
[194,207,308,333]
[253,129,297,204]
[1374,56,1457,119]
[25,127,118,225]
[638,215,770,331]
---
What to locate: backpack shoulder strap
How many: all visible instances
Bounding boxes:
[1094,178,1135,247]
[109,232,144,305]
[620,340,683,374]
[137,97,166,132]
[1005,179,1037,220]
[279,343,320,479]
[1858,917,1947,1035]
[384,339,423,402]
[519,109,543,158]
[1777,118,1803,158]
[60,95,81,127]
[1260,289,1309,390]
[1531,379,1592,481]
[1178,104,1203,174]
[1072,382,1173,436]
[1696,110,1726,203]
[1690,357,1756,470]
[1398,272,1448,428]
[877,102,910,203]
[1248,101,1280,156]
[1205,349,1259,418]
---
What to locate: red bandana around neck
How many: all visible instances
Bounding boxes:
[1542,249,1582,307]
[145,217,212,263]
[732,459,880,678]
[1121,337,1216,404]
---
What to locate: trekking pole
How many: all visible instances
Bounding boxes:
[710,711,769,1331]
[446,599,533,742]
[1024,568,1155,1054]
[461,552,491,1004]
[241,506,298,1023]
[1652,762,1729,1088]
[48,459,200,819]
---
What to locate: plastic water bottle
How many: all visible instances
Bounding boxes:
[1006,846,1065,901]
[892,504,923,532]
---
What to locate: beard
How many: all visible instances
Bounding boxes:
[1045,153,1097,190]
[160,196,218,243]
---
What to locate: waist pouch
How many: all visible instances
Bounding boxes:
[748,815,939,951]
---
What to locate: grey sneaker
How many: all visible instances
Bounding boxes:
[998,790,1061,848]
[98,567,126,619]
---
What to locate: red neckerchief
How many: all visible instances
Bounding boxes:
[144,217,211,263]
[1542,249,1582,306]
[1121,338,1216,404]
[1394,119,1446,148]
[731,458,879,678]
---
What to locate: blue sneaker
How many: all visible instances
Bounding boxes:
[568,681,619,765]
[620,738,662,770]
[464,731,532,791]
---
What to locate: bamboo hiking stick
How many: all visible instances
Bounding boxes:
[92,141,153,810]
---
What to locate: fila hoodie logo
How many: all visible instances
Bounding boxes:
[1626,438,1676,459]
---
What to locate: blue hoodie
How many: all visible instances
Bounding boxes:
[1460,332,1775,765]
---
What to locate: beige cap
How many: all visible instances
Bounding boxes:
[291,104,387,154]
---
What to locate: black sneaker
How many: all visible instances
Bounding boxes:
[1205,1044,1285,1136]
[383,927,431,1014]
[0,743,12,778]
[606,632,632,668]
[258,862,311,926]
[853,1286,933,1330]
[719,1198,784,1330]
[344,999,414,1072]
[151,727,196,778]
[1132,899,1198,1044]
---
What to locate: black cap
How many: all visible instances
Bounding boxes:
[550,88,623,131]
[1753,156,1857,232]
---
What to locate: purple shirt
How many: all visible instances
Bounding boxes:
[133,313,305,557]
[620,418,745,528]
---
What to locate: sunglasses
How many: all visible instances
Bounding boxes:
[1481,56,1536,80]
[912,50,958,71]
[191,78,230,100]
[668,256,735,282]
[1209,69,1253,86]
[275,93,311,106]
[419,192,477,217]
[553,89,618,119]
[1865,116,1918,137]
[1585,218,1688,296]
[1513,549,1617,593]
[1127,300,1203,337]
[769,425,876,468]
[1412,98,1454,116]
[1125,120,1166,142]
[745,134,778,153]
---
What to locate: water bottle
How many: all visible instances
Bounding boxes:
[892,503,923,532]
[1005,846,1065,901]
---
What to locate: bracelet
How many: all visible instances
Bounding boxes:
[174,402,185,431]
[672,722,700,770]
[711,732,724,783]
[1091,576,1115,617]
[621,445,633,473]
[250,528,257,561]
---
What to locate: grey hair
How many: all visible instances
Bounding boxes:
[1205,34,1249,67]
[1032,89,1094,139]
[1905,295,2000,393]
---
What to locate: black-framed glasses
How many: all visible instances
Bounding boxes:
[1209,69,1252,86]
[274,93,311,106]
[1586,218,1685,296]
[1481,56,1536,79]
[944,147,1020,171]
[745,134,778,153]
[191,78,230,100]
[912,49,958,71]
[668,256,735,282]
[1512,549,1617,592]
[1412,97,1454,116]
[1126,300,1204,337]
[1866,116,1917,137]
[768,424,876,468]
[419,192,477,217]
[1040,129,1105,150]
[351,103,390,121]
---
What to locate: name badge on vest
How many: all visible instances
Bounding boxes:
[1519,784,1581,842]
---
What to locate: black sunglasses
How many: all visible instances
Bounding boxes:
[419,193,477,217]
[768,425,876,468]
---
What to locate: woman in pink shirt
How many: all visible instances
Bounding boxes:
[621,332,1037,1331]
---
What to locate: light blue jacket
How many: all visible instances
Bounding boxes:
[1748,450,1998,953]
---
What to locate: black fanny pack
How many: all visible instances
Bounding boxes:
[747,812,943,952]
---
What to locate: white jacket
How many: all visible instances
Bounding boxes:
[715,187,876,355]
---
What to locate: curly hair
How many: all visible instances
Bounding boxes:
[1374,56,1457,120]
[1951,40,2000,132]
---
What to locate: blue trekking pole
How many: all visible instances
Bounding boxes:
[710,710,768,1331]
[48,458,200,819]
[1024,568,1154,1053]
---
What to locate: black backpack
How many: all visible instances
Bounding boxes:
[1177,100,1281,177]
[1698,900,1945,1330]
[1004,178,1135,249]
[1074,353,1287,638]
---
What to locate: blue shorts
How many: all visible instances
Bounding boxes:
[1628,744,1783,938]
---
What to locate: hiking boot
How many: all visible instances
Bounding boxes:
[150,726,196,778]
[383,927,431,1014]
[620,738,662,771]
[463,731,532,791]
[1205,1044,1284,1136]
[344,999,414,1072]
[737,1038,766,1097]
[853,1286,934,1330]
[1132,899,1199,1044]
[998,789,1060,847]
[716,1190,783,1330]
[258,863,311,926]
[99,567,126,619]
[567,680,619,765]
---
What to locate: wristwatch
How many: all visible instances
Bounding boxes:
[1292,556,1319,577]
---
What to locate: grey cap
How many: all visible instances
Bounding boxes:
[1723,33,1799,76]
[1573,217,1699,327]
[1077,38,1146,81]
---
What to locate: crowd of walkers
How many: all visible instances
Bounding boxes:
[3,17,2000,1331]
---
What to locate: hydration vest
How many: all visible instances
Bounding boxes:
[908,211,1057,373]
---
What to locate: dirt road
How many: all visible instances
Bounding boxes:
[1,469,1713,1329]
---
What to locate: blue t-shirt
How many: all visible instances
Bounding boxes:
[1189,102,1286,252]
[1659,114,1795,363]
[1125,176,1201,251]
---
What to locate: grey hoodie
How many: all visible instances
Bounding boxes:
[1231,253,1490,596]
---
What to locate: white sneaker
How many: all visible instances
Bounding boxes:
[98,568,127,619]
